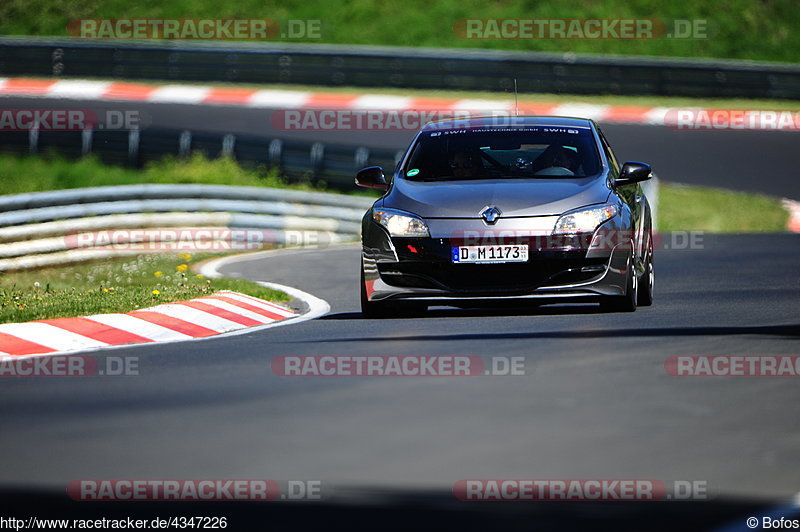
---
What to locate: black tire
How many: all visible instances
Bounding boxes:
[637,249,654,307]
[600,257,638,313]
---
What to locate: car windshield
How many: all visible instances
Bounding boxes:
[402,126,602,181]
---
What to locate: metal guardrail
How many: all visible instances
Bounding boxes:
[0,126,404,190]
[0,184,373,271]
[0,183,374,212]
[1,37,799,99]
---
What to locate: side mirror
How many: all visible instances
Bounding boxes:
[615,162,652,186]
[355,166,389,190]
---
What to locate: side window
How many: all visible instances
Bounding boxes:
[597,129,620,177]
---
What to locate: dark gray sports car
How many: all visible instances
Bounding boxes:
[356,116,654,317]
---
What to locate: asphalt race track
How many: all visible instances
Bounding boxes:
[0,96,798,199]
[1,234,798,501]
[1,95,799,529]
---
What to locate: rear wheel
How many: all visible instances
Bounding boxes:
[600,257,638,313]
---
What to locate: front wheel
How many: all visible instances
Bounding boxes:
[637,249,654,307]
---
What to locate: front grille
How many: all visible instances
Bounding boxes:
[379,237,606,293]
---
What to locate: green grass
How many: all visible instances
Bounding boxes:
[0,252,289,323]
[0,151,379,197]
[0,151,358,195]
[659,182,789,232]
[1,0,798,62]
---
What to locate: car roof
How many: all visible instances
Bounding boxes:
[420,115,595,132]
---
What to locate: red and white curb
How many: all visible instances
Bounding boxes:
[0,238,333,362]
[0,77,724,126]
[0,249,330,359]
[0,291,301,357]
[783,199,800,233]
[3,77,797,129]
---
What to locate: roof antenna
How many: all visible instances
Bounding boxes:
[513,78,519,116]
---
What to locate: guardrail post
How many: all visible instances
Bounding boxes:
[51,47,64,77]
[310,142,325,180]
[268,139,283,171]
[221,134,236,158]
[81,128,93,157]
[355,147,369,171]
[128,128,140,166]
[178,130,192,158]
[28,128,39,155]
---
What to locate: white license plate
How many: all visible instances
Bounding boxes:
[452,245,528,264]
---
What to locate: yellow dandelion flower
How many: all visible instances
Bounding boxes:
[154,271,163,277]
[195,274,203,279]
[152,289,161,295]
[176,264,188,272]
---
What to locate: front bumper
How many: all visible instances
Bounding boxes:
[362,227,632,304]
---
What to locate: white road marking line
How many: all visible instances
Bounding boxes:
[551,103,610,121]
[148,85,212,104]
[350,95,413,110]
[247,90,310,108]
[451,99,513,112]
[46,80,112,99]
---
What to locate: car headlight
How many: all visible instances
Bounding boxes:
[372,208,430,237]
[553,204,617,235]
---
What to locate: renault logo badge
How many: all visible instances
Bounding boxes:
[480,206,502,225]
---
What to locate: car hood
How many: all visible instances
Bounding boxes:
[385,176,612,218]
